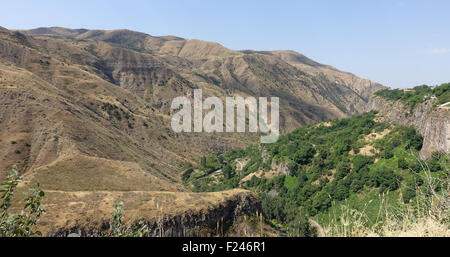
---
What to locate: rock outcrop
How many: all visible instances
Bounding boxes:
[271,160,291,176]
[368,97,449,159]
[40,189,261,237]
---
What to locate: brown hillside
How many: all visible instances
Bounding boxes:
[1,26,384,234]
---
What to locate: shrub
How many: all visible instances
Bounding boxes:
[293,144,316,165]
[103,201,149,237]
[0,166,46,237]
[398,158,408,169]
[371,167,399,192]
[287,214,317,237]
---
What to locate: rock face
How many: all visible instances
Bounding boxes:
[368,97,449,159]
[271,160,291,176]
[44,190,261,237]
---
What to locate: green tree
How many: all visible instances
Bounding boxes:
[287,214,317,237]
[398,158,408,169]
[427,152,442,172]
[312,191,331,212]
[371,167,399,192]
[200,156,207,168]
[222,164,234,179]
[335,162,350,180]
[293,144,316,165]
[353,155,372,172]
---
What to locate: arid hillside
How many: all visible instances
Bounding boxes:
[24,27,385,128]
[0,26,384,234]
[0,26,385,184]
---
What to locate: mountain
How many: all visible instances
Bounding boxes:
[24,27,385,126]
[0,26,384,234]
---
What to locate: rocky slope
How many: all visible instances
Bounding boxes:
[0,26,386,182]
[0,26,385,234]
[24,27,385,128]
[368,97,449,159]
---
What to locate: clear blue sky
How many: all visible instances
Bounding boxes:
[1,0,449,88]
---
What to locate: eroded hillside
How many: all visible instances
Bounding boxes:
[0,26,385,235]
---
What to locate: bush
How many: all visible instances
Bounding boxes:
[371,167,399,192]
[103,201,149,237]
[375,83,449,108]
[427,152,442,172]
[353,155,372,172]
[402,188,416,204]
[260,194,317,237]
[293,144,316,165]
[222,164,235,179]
[287,214,317,237]
[398,158,408,169]
[1,166,46,237]
[260,194,288,222]
[312,191,332,212]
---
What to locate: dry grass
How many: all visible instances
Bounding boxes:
[319,161,449,237]
[364,128,391,143]
[9,188,254,236]
[20,154,183,192]
[357,145,378,157]
[239,170,263,184]
[319,198,448,237]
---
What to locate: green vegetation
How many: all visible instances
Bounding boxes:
[102,201,149,237]
[184,112,449,236]
[1,166,46,237]
[375,82,450,107]
[101,102,133,122]
[320,160,448,236]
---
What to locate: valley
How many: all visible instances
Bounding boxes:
[0,26,448,237]
[185,109,448,236]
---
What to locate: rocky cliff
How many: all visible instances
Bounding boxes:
[37,189,261,237]
[367,97,449,159]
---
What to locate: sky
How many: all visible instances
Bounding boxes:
[1,0,449,88]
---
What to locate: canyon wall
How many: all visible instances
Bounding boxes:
[367,97,449,159]
[44,190,262,237]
